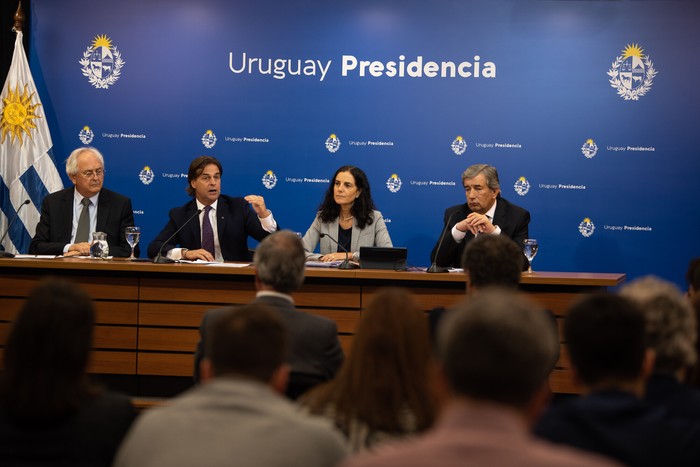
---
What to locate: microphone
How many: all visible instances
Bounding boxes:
[427,212,454,273]
[153,208,203,263]
[0,199,31,259]
[318,230,359,270]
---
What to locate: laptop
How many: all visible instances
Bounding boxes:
[359,247,408,271]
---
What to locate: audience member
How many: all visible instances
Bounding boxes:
[299,288,435,452]
[194,230,343,398]
[29,146,137,257]
[147,155,277,261]
[686,257,700,301]
[429,233,524,337]
[429,163,530,269]
[535,293,700,466]
[302,165,392,263]
[114,303,347,467]
[619,276,700,418]
[0,279,136,465]
[343,290,615,467]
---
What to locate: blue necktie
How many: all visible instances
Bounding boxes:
[201,205,215,256]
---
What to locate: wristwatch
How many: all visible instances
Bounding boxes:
[181,248,189,259]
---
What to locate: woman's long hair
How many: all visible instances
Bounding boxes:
[318,165,376,229]
[302,288,435,436]
[0,279,98,426]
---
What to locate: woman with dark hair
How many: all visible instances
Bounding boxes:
[298,288,435,452]
[302,165,392,262]
[0,279,136,465]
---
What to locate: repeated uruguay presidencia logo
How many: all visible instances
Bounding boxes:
[201,129,217,149]
[325,133,341,153]
[386,174,402,193]
[451,136,467,156]
[262,170,278,189]
[607,44,657,101]
[581,139,598,159]
[78,126,94,145]
[79,35,125,89]
[139,166,155,185]
[579,217,596,237]
[513,177,530,196]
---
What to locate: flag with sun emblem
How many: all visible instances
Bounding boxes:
[0,31,63,255]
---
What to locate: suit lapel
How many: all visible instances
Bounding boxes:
[59,189,75,242]
[493,199,508,230]
[96,189,110,232]
[187,201,202,248]
[216,197,227,240]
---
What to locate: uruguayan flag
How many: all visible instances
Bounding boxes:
[0,31,63,254]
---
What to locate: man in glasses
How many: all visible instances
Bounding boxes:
[29,146,137,257]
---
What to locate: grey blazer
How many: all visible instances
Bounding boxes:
[302,210,392,261]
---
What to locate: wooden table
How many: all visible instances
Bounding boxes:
[0,258,625,395]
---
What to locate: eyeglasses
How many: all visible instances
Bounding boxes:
[81,168,105,179]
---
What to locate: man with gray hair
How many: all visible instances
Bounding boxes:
[430,163,530,269]
[29,146,136,257]
[620,276,700,418]
[194,230,344,398]
[344,290,615,467]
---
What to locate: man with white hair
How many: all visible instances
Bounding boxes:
[29,146,136,257]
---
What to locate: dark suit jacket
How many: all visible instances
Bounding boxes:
[147,195,273,261]
[28,187,137,257]
[430,196,530,269]
[0,391,136,466]
[193,295,344,397]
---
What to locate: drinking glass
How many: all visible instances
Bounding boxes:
[523,238,538,273]
[125,226,141,260]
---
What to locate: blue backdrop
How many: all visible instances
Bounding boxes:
[28,0,700,288]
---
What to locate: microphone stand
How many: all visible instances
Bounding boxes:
[427,212,454,273]
[319,232,359,269]
[0,200,31,258]
[153,208,203,263]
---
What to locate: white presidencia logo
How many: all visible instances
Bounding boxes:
[451,136,467,155]
[514,177,530,196]
[139,166,155,185]
[79,35,124,89]
[386,174,402,193]
[201,130,217,149]
[607,44,657,101]
[79,126,94,145]
[262,170,277,189]
[579,217,596,237]
[325,133,341,153]
[581,139,598,159]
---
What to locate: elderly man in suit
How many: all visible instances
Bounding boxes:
[430,163,530,270]
[147,155,277,262]
[194,230,344,399]
[29,146,136,257]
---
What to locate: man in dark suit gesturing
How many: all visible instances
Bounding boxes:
[194,230,344,399]
[29,147,136,257]
[147,156,277,262]
[430,164,530,270]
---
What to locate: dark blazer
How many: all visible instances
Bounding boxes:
[29,187,137,257]
[193,295,344,397]
[0,391,136,466]
[430,196,530,269]
[147,195,273,261]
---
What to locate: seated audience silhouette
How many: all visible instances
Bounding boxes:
[299,288,435,452]
[620,276,700,419]
[343,290,615,467]
[535,293,700,466]
[0,279,136,466]
[115,303,347,467]
[194,230,344,398]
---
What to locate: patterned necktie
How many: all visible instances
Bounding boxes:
[76,197,91,243]
[201,205,215,256]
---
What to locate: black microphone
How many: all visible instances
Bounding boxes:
[153,208,203,263]
[0,199,31,259]
[318,230,359,270]
[427,212,455,273]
